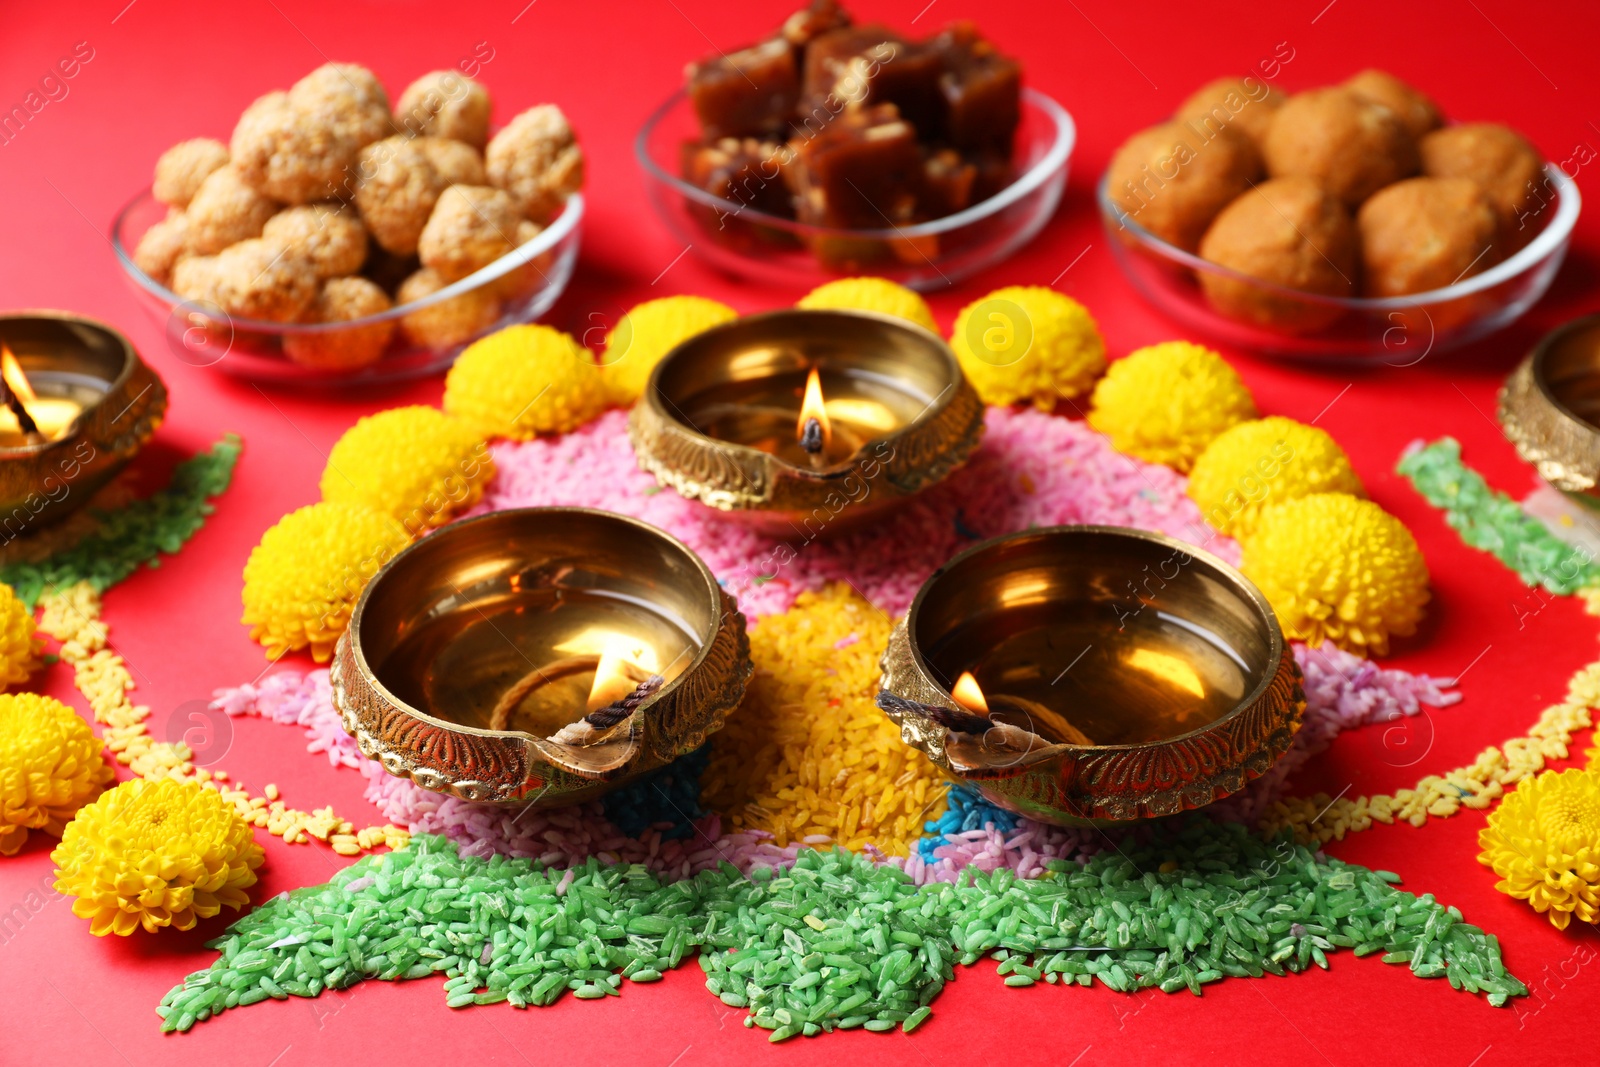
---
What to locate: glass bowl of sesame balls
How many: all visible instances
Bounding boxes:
[1098,71,1581,362]
[111,62,585,386]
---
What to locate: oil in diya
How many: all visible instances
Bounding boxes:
[877,525,1305,826]
[332,507,753,805]
[628,309,984,534]
[0,312,167,530]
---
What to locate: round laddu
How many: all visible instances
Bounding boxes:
[1106,121,1262,252]
[1174,76,1285,147]
[397,267,501,349]
[1357,177,1500,297]
[152,138,230,207]
[1262,88,1419,205]
[416,137,487,186]
[1198,176,1358,331]
[289,62,394,146]
[211,238,319,323]
[418,184,520,282]
[262,204,368,279]
[1343,69,1442,139]
[486,104,585,222]
[395,71,492,148]
[185,164,279,254]
[1419,123,1545,247]
[284,276,396,370]
[133,212,191,285]
[353,137,447,256]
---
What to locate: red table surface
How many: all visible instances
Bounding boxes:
[4,0,1600,1063]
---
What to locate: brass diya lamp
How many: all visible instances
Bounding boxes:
[1498,314,1600,509]
[876,525,1305,826]
[0,311,167,531]
[331,507,752,805]
[628,309,984,536]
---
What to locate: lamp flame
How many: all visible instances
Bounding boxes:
[0,347,38,406]
[796,367,831,451]
[586,636,651,712]
[950,671,989,714]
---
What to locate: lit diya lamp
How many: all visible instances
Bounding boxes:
[331,507,752,805]
[628,309,984,535]
[0,311,167,531]
[1499,314,1600,517]
[876,525,1305,826]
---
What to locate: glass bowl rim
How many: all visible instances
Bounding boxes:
[634,85,1076,241]
[110,189,585,334]
[1096,162,1581,311]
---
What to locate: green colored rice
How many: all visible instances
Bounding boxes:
[158,820,1525,1037]
[4,434,242,606]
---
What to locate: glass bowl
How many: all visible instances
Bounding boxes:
[635,87,1074,291]
[1098,164,1581,362]
[111,189,583,386]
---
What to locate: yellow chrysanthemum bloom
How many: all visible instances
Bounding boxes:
[1479,768,1600,930]
[1242,493,1429,657]
[52,777,264,935]
[444,324,607,438]
[320,406,493,536]
[1087,341,1257,472]
[1187,416,1365,538]
[949,286,1105,409]
[241,501,409,662]
[602,295,738,404]
[797,277,938,334]
[0,693,114,856]
[0,581,41,691]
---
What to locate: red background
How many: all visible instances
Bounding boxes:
[3,0,1600,1063]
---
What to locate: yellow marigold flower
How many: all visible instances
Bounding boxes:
[241,501,409,662]
[320,406,493,535]
[444,324,607,438]
[0,581,41,691]
[1242,493,1429,657]
[1087,341,1257,472]
[1187,416,1364,538]
[0,693,113,856]
[1479,768,1600,930]
[797,277,938,334]
[949,286,1105,409]
[602,295,738,403]
[52,777,264,935]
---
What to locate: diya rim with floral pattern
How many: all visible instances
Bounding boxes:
[1498,313,1600,509]
[331,506,752,807]
[0,310,167,530]
[877,524,1306,826]
[627,308,985,537]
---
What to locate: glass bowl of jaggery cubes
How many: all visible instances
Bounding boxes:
[1097,70,1580,361]
[635,1,1074,291]
[114,62,584,386]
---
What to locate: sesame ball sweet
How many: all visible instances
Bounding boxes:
[152,137,230,208]
[52,778,264,936]
[261,203,368,279]
[949,285,1106,409]
[396,267,502,350]
[418,184,520,281]
[1187,416,1364,537]
[133,212,191,286]
[288,62,393,147]
[395,71,492,148]
[0,693,114,856]
[796,277,938,333]
[320,406,493,533]
[230,90,360,205]
[184,164,278,255]
[1241,492,1429,656]
[169,254,222,306]
[283,277,395,370]
[445,324,607,437]
[416,136,487,186]
[486,104,585,222]
[211,238,319,322]
[241,500,410,661]
[353,136,446,256]
[602,295,738,403]
[1087,341,1257,471]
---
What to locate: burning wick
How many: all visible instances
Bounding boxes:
[581,643,663,730]
[584,674,665,731]
[796,367,831,463]
[950,671,989,714]
[0,347,41,438]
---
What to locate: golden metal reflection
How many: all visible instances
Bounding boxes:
[1124,647,1206,700]
[1499,314,1600,507]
